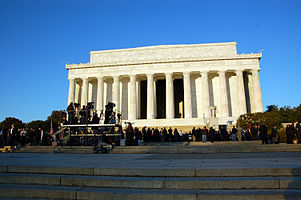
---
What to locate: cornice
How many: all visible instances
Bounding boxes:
[66,53,262,70]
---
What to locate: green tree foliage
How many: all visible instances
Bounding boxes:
[0,117,25,131]
[26,120,46,130]
[266,105,278,112]
[237,104,301,130]
[44,110,66,131]
[25,110,66,132]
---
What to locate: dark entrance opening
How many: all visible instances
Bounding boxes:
[140,80,147,119]
[174,79,184,118]
[243,72,251,113]
[156,79,166,118]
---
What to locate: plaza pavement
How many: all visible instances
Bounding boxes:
[0,151,300,169]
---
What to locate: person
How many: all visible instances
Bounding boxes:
[295,121,301,144]
[271,126,279,144]
[137,129,143,146]
[31,129,38,146]
[126,122,134,146]
[192,127,196,142]
[209,127,215,143]
[259,123,268,144]
[20,128,27,146]
[79,106,87,124]
[231,126,238,141]
[67,102,75,124]
[174,128,179,142]
[179,130,184,142]
[202,126,208,143]
[91,112,100,124]
[142,126,147,142]
[251,125,259,140]
[168,127,173,142]
[38,128,44,146]
[7,124,17,146]
[163,127,168,142]
[241,128,246,141]
[286,123,294,144]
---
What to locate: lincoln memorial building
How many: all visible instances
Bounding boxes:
[66,42,263,128]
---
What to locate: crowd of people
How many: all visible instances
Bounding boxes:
[0,124,60,148]
[1,121,301,148]
[122,122,301,146]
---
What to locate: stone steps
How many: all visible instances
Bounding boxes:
[0,165,300,199]
[1,172,301,190]
[13,142,301,154]
[1,184,301,200]
[3,165,301,177]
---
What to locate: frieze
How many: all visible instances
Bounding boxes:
[89,42,238,65]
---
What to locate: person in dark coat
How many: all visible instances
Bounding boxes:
[286,124,294,144]
[163,127,168,142]
[168,127,173,142]
[271,126,279,144]
[259,123,268,144]
[231,126,238,141]
[137,129,143,146]
[126,122,134,146]
[209,127,215,143]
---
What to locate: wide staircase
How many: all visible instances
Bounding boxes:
[0,165,301,199]
[14,141,301,154]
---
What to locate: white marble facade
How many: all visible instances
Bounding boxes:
[66,42,263,128]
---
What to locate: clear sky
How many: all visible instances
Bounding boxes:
[0,0,300,123]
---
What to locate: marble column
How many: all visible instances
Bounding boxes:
[88,82,93,102]
[251,69,263,112]
[219,71,229,117]
[147,74,155,119]
[75,82,81,104]
[96,76,104,115]
[68,78,75,105]
[129,75,137,120]
[113,75,120,113]
[183,72,192,118]
[81,77,89,107]
[165,73,175,119]
[236,70,247,115]
[201,71,210,118]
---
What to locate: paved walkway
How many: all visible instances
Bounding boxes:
[0,152,301,169]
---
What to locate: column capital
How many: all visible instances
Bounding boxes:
[235,70,244,76]
[219,70,226,74]
[82,77,89,81]
[183,71,191,78]
[96,76,104,80]
[146,73,154,78]
[113,75,120,80]
[129,74,136,79]
[68,78,75,81]
[251,69,259,74]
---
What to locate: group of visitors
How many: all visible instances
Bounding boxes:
[0,124,58,148]
[122,121,301,146]
[123,125,217,146]
[1,120,301,148]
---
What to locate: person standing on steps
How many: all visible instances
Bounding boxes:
[259,122,268,145]
[231,126,238,141]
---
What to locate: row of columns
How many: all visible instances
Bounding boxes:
[68,69,263,120]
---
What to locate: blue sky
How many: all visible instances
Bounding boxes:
[0,0,300,123]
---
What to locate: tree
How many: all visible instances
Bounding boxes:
[0,117,25,131]
[26,120,46,131]
[237,112,282,130]
[265,105,278,112]
[44,110,66,131]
